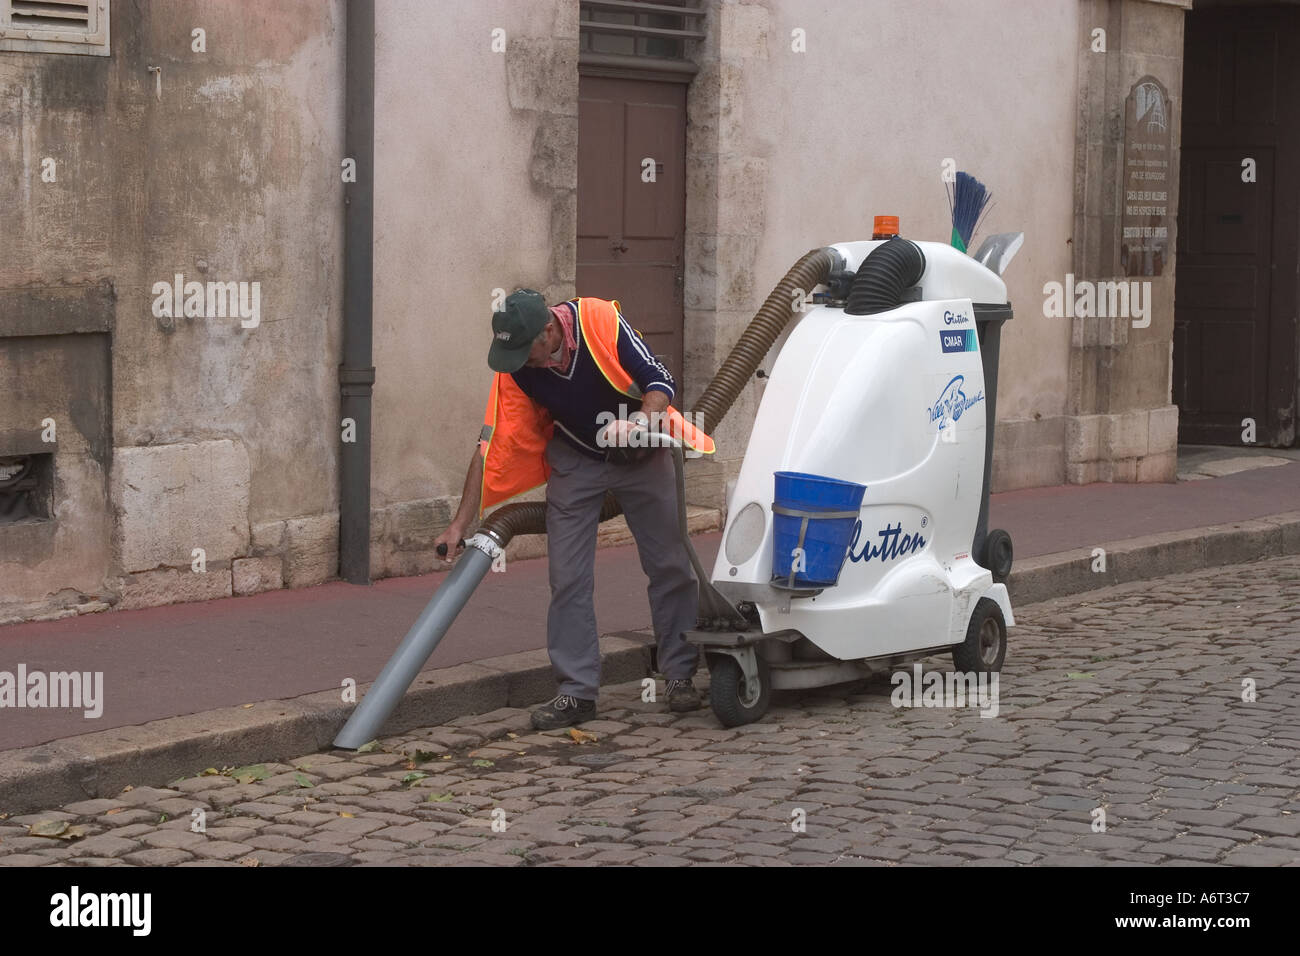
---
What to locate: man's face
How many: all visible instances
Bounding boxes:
[523,318,561,368]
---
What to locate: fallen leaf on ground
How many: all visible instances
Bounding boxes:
[227,764,271,784]
[105,807,126,816]
[293,773,313,788]
[241,703,254,709]
[356,740,379,753]
[471,759,494,768]
[29,821,87,840]
[427,793,454,803]
[238,856,260,867]
[1066,672,1096,680]
[568,728,597,744]
[339,811,354,818]
[200,768,220,776]
[401,771,428,785]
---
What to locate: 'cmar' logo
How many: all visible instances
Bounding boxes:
[940,330,977,353]
[943,309,970,325]
[928,375,984,431]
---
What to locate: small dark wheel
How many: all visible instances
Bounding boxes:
[952,597,1008,673]
[707,653,772,727]
[982,528,1013,583]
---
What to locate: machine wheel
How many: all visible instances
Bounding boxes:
[708,654,772,727]
[982,528,1014,583]
[952,598,1008,673]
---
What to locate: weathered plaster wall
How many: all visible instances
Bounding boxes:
[1,0,345,620]
[684,0,1081,504]
[369,0,578,576]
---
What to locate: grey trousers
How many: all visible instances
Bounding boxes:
[544,436,699,699]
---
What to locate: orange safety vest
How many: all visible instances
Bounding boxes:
[478,298,715,514]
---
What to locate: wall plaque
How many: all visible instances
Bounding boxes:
[1121,75,1172,277]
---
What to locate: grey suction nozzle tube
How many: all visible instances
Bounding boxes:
[332,535,499,749]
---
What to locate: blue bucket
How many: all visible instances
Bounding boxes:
[771,471,867,588]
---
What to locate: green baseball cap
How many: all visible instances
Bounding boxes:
[488,289,549,373]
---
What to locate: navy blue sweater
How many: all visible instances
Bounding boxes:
[511,300,675,459]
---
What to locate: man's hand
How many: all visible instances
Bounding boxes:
[599,414,657,466]
[597,416,649,450]
[433,522,469,561]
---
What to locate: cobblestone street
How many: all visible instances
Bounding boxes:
[2,556,1298,867]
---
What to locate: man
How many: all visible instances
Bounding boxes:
[433,290,715,729]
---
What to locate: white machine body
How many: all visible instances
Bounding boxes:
[712,240,1015,661]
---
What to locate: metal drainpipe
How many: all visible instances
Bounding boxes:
[340,0,375,584]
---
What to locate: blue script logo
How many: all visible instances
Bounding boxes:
[943,310,970,325]
[940,330,977,353]
[927,375,985,431]
[847,521,927,564]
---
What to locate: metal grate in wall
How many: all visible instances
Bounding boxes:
[0,0,110,55]
[11,0,92,30]
[579,0,704,66]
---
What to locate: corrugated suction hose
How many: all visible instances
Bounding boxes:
[844,238,926,316]
[478,246,838,545]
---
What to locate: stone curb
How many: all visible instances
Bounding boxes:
[1004,510,1300,607]
[4,510,1298,815]
[0,636,651,816]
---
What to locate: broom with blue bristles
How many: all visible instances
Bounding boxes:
[946,171,992,254]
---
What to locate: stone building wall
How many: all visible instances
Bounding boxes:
[1,0,1195,622]
[1067,0,1190,484]
[1,0,345,622]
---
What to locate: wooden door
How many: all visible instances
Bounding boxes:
[577,75,687,391]
[1175,7,1300,446]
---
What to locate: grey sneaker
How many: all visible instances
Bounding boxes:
[666,678,701,713]
[531,693,596,730]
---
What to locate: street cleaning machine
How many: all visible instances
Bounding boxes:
[334,221,1023,746]
[679,230,1022,725]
